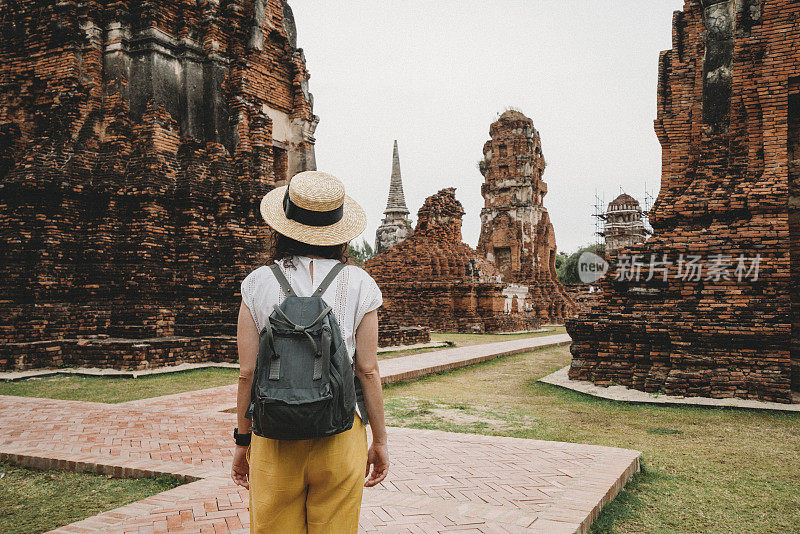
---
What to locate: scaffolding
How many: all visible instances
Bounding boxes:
[592,191,606,250]
[642,182,655,236]
[592,185,655,251]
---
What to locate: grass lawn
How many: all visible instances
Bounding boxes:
[0,330,567,399]
[0,460,182,534]
[432,325,566,346]
[382,345,800,534]
[0,367,239,403]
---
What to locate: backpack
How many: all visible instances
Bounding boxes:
[246,262,356,440]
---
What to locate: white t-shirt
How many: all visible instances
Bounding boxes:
[240,256,383,420]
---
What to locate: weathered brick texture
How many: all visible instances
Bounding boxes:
[567,0,799,403]
[377,325,430,348]
[366,188,540,334]
[563,284,603,314]
[477,111,576,323]
[0,0,317,370]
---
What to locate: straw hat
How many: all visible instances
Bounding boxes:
[260,171,367,246]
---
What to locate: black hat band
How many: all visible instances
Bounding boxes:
[283,188,345,227]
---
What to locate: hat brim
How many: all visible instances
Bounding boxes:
[260,186,368,246]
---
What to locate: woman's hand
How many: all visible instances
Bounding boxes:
[231,445,250,489]
[355,310,389,488]
[234,301,256,490]
[364,442,389,487]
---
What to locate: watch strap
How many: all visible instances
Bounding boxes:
[233,427,252,447]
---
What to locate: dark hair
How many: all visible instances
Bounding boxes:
[261,228,351,268]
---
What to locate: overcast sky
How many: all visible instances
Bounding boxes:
[289,0,685,254]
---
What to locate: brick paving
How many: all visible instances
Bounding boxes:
[0,337,640,533]
[377,334,572,385]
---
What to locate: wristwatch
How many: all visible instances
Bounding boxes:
[233,427,251,447]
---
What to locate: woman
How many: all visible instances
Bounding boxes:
[231,171,389,533]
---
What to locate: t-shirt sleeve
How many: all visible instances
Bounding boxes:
[240,269,260,331]
[354,272,383,329]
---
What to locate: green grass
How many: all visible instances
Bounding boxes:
[0,367,239,403]
[0,460,182,534]
[382,345,800,534]
[431,325,566,346]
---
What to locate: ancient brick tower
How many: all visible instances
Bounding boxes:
[366,188,539,333]
[477,110,575,323]
[567,0,799,403]
[0,0,318,370]
[374,140,411,254]
[603,194,647,252]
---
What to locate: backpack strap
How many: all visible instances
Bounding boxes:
[269,262,343,297]
[264,261,342,381]
[266,264,292,380]
[313,262,345,296]
[263,315,281,380]
[269,264,295,297]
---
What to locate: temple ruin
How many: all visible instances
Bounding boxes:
[366,188,539,335]
[374,140,411,254]
[602,194,647,252]
[567,0,799,403]
[0,0,317,370]
[477,110,576,323]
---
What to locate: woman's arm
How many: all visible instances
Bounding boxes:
[232,300,259,489]
[354,309,389,487]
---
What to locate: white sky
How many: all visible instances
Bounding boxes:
[290,0,686,253]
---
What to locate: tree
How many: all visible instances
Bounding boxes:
[557,243,604,285]
[555,251,568,272]
[348,239,375,265]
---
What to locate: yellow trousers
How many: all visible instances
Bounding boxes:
[247,415,367,534]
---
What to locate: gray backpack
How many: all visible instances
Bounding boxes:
[246,262,359,440]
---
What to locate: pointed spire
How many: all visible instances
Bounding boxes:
[384,140,409,215]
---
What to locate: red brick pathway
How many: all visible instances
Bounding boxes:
[0,337,641,533]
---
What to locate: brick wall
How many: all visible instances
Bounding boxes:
[378,325,430,348]
[566,0,799,403]
[0,0,317,370]
[562,284,603,314]
[790,79,799,391]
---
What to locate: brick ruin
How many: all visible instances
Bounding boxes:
[375,140,412,254]
[562,284,603,314]
[366,188,540,335]
[0,0,318,370]
[377,325,430,349]
[567,0,799,403]
[791,68,799,393]
[477,110,576,323]
[603,194,647,253]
